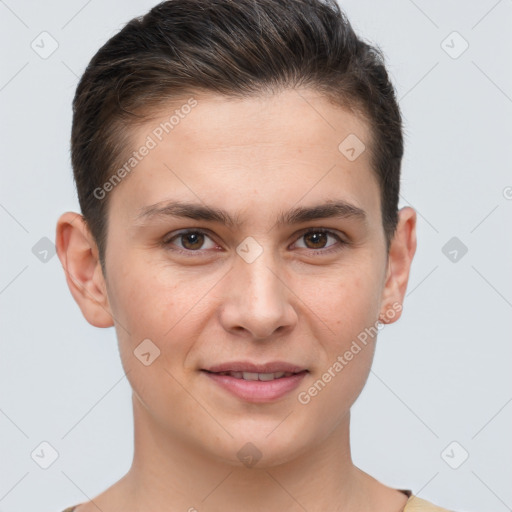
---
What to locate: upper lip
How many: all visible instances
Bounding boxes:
[203,361,307,373]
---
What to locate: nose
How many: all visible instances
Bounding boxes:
[218,249,298,340]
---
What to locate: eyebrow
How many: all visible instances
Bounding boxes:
[135,199,367,227]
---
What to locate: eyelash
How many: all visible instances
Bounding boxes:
[162,228,348,256]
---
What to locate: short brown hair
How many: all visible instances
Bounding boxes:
[71,0,403,264]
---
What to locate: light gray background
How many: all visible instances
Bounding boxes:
[1,1,511,511]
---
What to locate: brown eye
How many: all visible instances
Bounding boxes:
[303,231,329,249]
[164,230,217,252]
[294,229,341,251]
[180,232,205,250]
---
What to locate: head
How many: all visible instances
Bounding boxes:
[57,0,416,468]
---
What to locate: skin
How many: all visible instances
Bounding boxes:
[56,88,416,512]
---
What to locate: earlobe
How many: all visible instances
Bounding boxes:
[379,206,417,324]
[55,212,114,328]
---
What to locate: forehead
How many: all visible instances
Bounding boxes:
[108,88,380,225]
[141,89,372,154]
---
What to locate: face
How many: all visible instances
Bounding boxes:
[61,88,414,468]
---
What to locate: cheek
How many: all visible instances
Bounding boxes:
[107,258,197,337]
[317,264,383,411]
[302,262,384,339]
[106,263,202,419]
[106,259,224,379]
[299,281,379,430]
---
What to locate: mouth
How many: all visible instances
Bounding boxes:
[205,370,300,381]
[201,362,308,402]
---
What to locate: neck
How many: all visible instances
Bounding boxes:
[109,394,395,512]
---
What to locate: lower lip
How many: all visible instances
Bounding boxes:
[203,371,308,403]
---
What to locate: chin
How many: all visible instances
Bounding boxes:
[203,423,315,469]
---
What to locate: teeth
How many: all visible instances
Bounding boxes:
[258,373,275,381]
[219,371,294,381]
[242,372,259,381]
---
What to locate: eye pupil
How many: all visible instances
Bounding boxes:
[182,232,204,250]
[304,232,327,249]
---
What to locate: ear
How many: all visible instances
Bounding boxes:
[379,206,417,324]
[55,212,114,328]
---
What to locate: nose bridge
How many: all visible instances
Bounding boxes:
[241,250,282,303]
[220,242,295,338]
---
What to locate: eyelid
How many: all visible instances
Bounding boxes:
[290,227,347,252]
[162,228,219,252]
[163,228,215,244]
